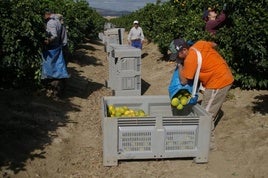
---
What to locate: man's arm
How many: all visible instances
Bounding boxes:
[46,20,58,40]
[127,28,133,44]
[45,20,59,45]
[207,12,226,29]
[140,27,145,41]
[178,64,188,85]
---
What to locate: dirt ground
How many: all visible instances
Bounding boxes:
[0,32,268,178]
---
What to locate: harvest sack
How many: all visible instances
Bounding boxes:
[168,47,202,105]
[41,46,69,79]
[168,67,199,104]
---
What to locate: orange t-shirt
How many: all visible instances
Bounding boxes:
[181,41,234,89]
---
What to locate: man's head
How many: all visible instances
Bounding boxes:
[133,20,139,26]
[202,7,217,21]
[174,38,189,59]
[44,8,52,20]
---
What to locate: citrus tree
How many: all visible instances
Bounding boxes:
[0,0,44,88]
[0,0,105,88]
[110,0,268,89]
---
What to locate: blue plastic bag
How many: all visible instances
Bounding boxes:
[168,67,199,105]
[41,46,69,79]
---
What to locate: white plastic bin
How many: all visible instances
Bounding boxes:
[101,95,212,166]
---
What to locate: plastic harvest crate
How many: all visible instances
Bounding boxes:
[106,46,141,95]
[106,44,130,90]
[103,28,125,52]
[104,22,115,30]
[101,95,212,166]
[106,44,141,79]
[106,44,130,58]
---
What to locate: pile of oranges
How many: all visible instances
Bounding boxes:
[170,89,191,110]
[108,105,147,117]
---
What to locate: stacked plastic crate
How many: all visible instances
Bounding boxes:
[103,28,125,52]
[106,44,131,88]
[104,22,115,30]
[103,28,142,96]
[107,45,141,96]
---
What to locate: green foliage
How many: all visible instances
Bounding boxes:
[223,0,268,89]
[111,0,268,89]
[0,0,105,88]
[0,0,44,88]
[1,0,266,89]
[51,0,106,51]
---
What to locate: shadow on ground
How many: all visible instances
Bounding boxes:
[141,79,151,95]
[0,40,105,175]
[0,89,77,174]
[252,94,268,115]
[63,67,104,99]
[67,39,105,67]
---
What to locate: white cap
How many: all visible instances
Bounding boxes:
[133,20,139,24]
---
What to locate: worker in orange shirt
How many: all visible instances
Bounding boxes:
[174,38,234,150]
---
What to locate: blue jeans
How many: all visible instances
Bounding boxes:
[131,40,142,49]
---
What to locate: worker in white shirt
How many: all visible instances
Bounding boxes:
[127,20,145,49]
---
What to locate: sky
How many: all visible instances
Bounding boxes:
[87,0,169,12]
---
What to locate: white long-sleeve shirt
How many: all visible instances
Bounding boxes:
[127,26,144,42]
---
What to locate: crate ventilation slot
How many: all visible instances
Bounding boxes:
[162,118,199,126]
[118,119,156,126]
[165,126,197,151]
[118,127,154,152]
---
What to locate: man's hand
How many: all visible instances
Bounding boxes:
[211,42,218,48]
[44,38,50,45]
[44,37,55,45]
